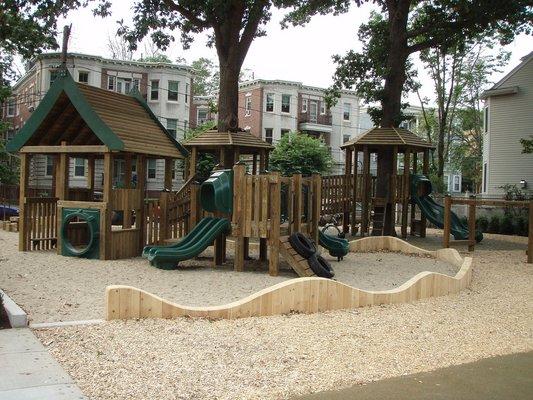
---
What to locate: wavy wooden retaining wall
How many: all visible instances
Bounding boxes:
[105,236,472,321]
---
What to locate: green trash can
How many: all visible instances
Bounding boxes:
[61,208,100,259]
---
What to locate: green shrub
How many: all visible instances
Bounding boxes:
[476,216,489,232]
[488,215,500,234]
[514,216,528,236]
[500,215,514,235]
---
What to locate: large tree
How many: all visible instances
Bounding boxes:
[119,0,290,132]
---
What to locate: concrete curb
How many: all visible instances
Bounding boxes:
[1,289,28,328]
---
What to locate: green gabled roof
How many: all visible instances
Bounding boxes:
[7,71,188,158]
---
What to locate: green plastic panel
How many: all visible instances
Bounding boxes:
[61,208,101,259]
[200,170,233,214]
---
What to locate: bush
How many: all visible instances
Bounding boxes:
[500,215,514,235]
[514,216,529,236]
[476,216,489,232]
[488,215,500,234]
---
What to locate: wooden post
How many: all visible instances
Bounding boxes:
[343,147,352,234]
[443,195,451,248]
[293,173,302,233]
[527,200,533,264]
[410,151,418,235]
[189,184,198,229]
[401,149,410,238]
[103,153,113,203]
[18,153,30,251]
[189,147,197,178]
[123,154,132,189]
[87,156,95,199]
[159,191,169,243]
[311,173,321,245]
[259,149,266,173]
[232,163,246,272]
[361,146,370,236]
[389,146,398,233]
[268,171,281,276]
[56,142,69,200]
[421,149,430,238]
[136,155,146,250]
[468,196,476,252]
[351,146,358,236]
[51,154,58,197]
[102,152,113,259]
[164,158,173,190]
[252,153,258,175]
[219,148,226,168]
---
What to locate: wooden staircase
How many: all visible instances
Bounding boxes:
[279,236,316,277]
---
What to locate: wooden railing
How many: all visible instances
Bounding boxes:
[20,197,58,251]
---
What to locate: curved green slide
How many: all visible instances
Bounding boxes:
[411,174,482,242]
[319,230,349,260]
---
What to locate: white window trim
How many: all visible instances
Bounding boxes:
[149,80,160,102]
[147,159,157,181]
[320,101,326,115]
[6,99,15,117]
[107,76,116,91]
[281,94,291,114]
[197,108,209,124]
[343,103,351,121]
[78,70,89,84]
[265,93,274,113]
[74,158,86,177]
[167,81,179,103]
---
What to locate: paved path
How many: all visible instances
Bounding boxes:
[0,328,86,400]
[294,351,533,400]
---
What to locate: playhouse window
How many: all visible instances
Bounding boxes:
[45,156,54,176]
[168,81,179,101]
[74,158,85,177]
[147,159,157,179]
[281,94,291,113]
[150,80,159,100]
[265,93,274,112]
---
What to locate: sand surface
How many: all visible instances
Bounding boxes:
[0,230,456,323]
[34,231,532,400]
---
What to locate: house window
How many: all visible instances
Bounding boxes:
[197,108,208,124]
[107,76,116,91]
[281,94,291,113]
[301,98,308,113]
[74,158,85,177]
[245,96,252,116]
[483,106,489,133]
[444,175,450,191]
[309,100,318,123]
[150,80,159,100]
[166,118,178,138]
[78,71,89,84]
[49,70,59,88]
[147,159,157,179]
[453,175,460,192]
[6,99,15,117]
[265,93,274,112]
[343,134,351,143]
[185,83,189,103]
[45,156,54,177]
[168,81,179,101]
[343,103,351,121]
[483,163,487,193]
[281,129,290,137]
[264,128,273,144]
[133,78,140,91]
[320,101,326,115]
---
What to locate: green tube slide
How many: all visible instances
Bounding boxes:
[148,217,231,270]
[411,174,483,242]
[318,230,349,260]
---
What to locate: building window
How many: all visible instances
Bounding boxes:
[453,175,460,192]
[343,134,351,143]
[343,103,351,121]
[74,158,85,177]
[168,81,179,101]
[264,128,273,144]
[183,120,188,134]
[309,100,318,123]
[107,76,116,91]
[197,108,208,125]
[281,94,291,113]
[166,118,178,138]
[281,129,290,138]
[147,159,157,179]
[45,156,54,177]
[6,99,15,117]
[302,98,308,113]
[483,163,487,193]
[320,101,326,115]
[266,93,274,112]
[150,80,159,100]
[245,97,252,116]
[133,78,140,91]
[185,83,189,103]
[483,106,489,133]
[49,70,59,88]
[78,71,89,84]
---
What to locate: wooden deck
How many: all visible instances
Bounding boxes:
[278,236,316,277]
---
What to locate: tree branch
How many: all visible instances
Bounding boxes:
[238,0,268,65]
[163,0,210,28]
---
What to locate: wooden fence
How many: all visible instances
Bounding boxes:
[20,197,58,251]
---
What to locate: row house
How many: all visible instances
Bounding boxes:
[191,79,360,174]
[2,52,195,193]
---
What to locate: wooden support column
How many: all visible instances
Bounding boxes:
[18,153,30,251]
[136,155,146,250]
[293,173,302,233]
[164,158,173,190]
[123,154,132,189]
[443,195,451,248]
[264,151,269,171]
[56,142,69,200]
[232,163,246,272]
[361,146,370,236]
[219,148,226,168]
[189,147,197,178]
[528,200,532,263]
[311,173,321,245]
[343,148,352,234]
[468,196,476,252]
[102,152,114,259]
[268,171,281,276]
[351,146,358,236]
[51,154,58,197]
[87,156,95,199]
[421,149,430,237]
[410,151,418,235]
[252,153,258,175]
[259,149,266,173]
[389,146,398,234]
[401,149,410,238]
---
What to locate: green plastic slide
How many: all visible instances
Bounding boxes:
[411,174,483,242]
[318,230,349,260]
[146,217,231,270]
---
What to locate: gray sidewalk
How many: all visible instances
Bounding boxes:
[294,351,533,400]
[0,328,86,400]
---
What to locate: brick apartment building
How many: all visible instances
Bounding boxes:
[191,79,360,173]
[2,52,194,191]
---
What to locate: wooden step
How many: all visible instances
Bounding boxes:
[279,236,316,278]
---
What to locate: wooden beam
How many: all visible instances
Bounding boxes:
[38,101,77,145]
[361,146,370,236]
[421,149,430,237]
[87,156,95,200]
[20,145,109,154]
[136,155,147,250]
[443,195,451,248]
[468,196,476,252]
[343,148,352,234]
[351,147,358,236]
[55,143,69,200]
[18,153,30,251]
[410,151,418,235]
[164,158,173,190]
[103,152,113,203]
[189,147,197,178]
[123,154,132,189]
[401,149,410,238]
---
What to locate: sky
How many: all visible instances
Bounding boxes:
[56,1,532,106]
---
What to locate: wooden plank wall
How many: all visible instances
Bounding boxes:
[21,197,58,251]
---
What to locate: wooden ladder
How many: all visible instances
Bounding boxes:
[371,198,387,236]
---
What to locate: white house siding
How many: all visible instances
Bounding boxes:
[260,83,300,142]
[482,56,533,197]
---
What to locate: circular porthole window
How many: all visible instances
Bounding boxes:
[61,212,97,256]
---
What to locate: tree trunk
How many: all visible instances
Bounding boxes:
[217,58,241,132]
[437,120,446,178]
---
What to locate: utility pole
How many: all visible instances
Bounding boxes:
[60,24,72,69]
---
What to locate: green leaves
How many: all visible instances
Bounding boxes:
[269,132,333,177]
